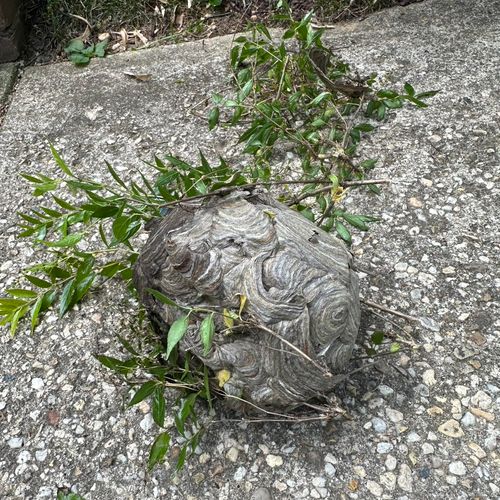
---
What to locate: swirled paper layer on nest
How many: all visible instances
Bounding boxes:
[134,191,360,410]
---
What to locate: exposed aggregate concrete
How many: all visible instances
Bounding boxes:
[0,0,499,498]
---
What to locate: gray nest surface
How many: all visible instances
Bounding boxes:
[133,191,360,410]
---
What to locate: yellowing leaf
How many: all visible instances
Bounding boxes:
[331,186,346,204]
[223,308,234,329]
[216,369,231,387]
[238,294,247,318]
[263,210,276,220]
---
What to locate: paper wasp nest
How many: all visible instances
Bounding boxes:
[134,192,360,410]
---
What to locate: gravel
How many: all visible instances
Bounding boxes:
[0,0,499,498]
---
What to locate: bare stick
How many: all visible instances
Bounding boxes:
[287,179,390,206]
[253,322,333,377]
[361,298,419,322]
[159,179,390,209]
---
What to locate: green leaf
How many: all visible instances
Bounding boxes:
[360,159,377,170]
[165,155,192,171]
[41,206,63,218]
[309,91,331,107]
[94,354,138,375]
[91,205,119,219]
[112,215,141,243]
[52,195,77,211]
[100,262,125,278]
[368,184,381,195]
[6,289,38,298]
[415,90,439,99]
[64,39,85,53]
[200,314,215,356]
[147,431,171,471]
[390,342,401,353]
[10,306,28,336]
[31,295,44,333]
[42,233,83,248]
[106,161,127,188]
[147,288,181,308]
[18,212,42,224]
[152,386,166,427]
[335,220,351,244]
[166,316,189,359]
[299,207,314,221]
[33,181,59,196]
[59,278,75,317]
[73,274,95,304]
[94,40,108,58]
[176,444,188,471]
[69,53,91,65]
[341,213,369,231]
[208,107,220,130]
[355,123,375,132]
[405,96,428,108]
[67,180,102,191]
[238,79,253,102]
[0,298,27,308]
[129,380,157,407]
[40,289,57,311]
[50,145,74,177]
[371,331,385,345]
[403,82,415,96]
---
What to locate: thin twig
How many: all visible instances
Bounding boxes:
[361,298,419,323]
[159,178,389,209]
[252,322,333,378]
[287,179,390,206]
[365,308,417,346]
[217,391,297,419]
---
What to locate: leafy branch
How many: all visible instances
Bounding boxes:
[1,6,437,471]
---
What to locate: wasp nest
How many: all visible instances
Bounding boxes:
[134,191,360,411]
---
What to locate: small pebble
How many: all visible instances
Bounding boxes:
[32,378,44,390]
[35,449,48,462]
[366,480,383,497]
[226,447,239,463]
[312,477,326,488]
[397,464,413,493]
[324,463,336,477]
[8,437,23,449]
[407,432,421,443]
[422,369,436,386]
[265,454,283,468]
[251,487,272,500]
[353,465,366,478]
[422,443,434,455]
[372,417,387,433]
[471,390,492,409]
[386,408,404,423]
[378,384,394,397]
[468,442,486,459]
[379,472,396,491]
[377,442,393,454]
[449,461,467,476]
[460,412,476,427]
[438,419,464,438]
[234,466,247,481]
[385,455,397,471]
[484,434,497,451]
[418,467,431,479]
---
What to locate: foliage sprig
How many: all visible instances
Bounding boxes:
[1,6,437,470]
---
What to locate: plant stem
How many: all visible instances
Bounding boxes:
[287,179,390,206]
[361,298,419,323]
